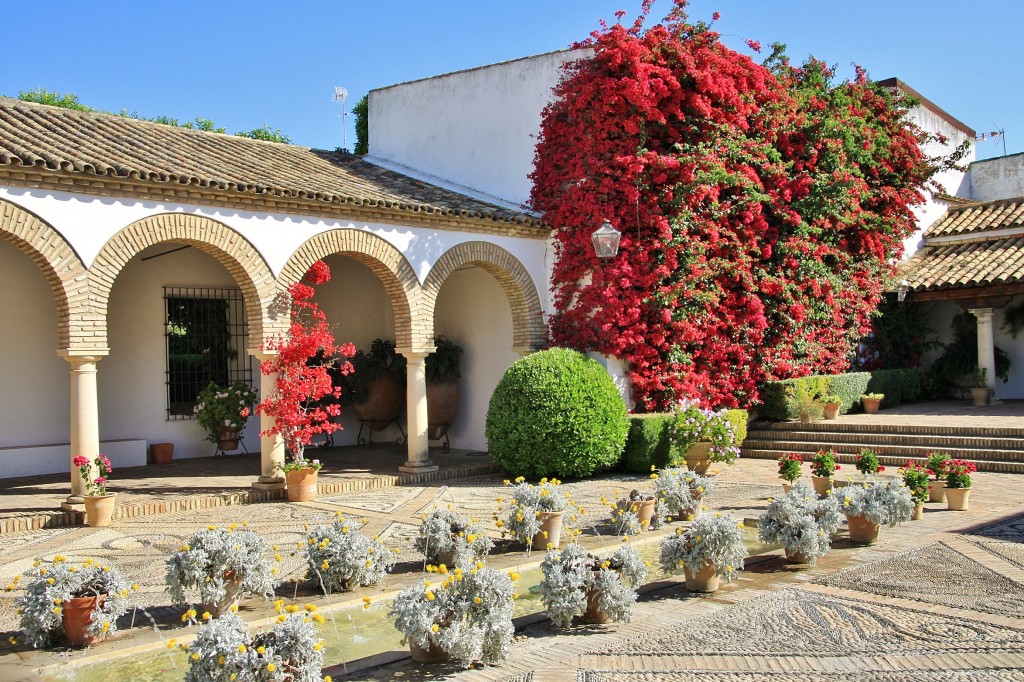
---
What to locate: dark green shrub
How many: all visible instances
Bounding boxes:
[620,413,677,473]
[825,372,871,413]
[759,376,829,421]
[724,409,748,445]
[867,369,904,408]
[485,348,629,479]
[898,368,924,403]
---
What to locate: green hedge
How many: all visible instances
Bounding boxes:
[867,368,926,408]
[724,409,748,446]
[484,348,629,479]
[828,372,872,413]
[620,413,677,473]
[760,372,869,420]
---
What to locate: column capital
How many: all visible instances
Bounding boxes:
[968,307,995,321]
[58,348,109,364]
[396,346,436,362]
[247,348,280,362]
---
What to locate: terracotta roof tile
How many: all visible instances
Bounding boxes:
[925,197,1024,238]
[0,97,541,228]
[902,236,1024,291]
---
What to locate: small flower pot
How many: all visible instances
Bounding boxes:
[685,442,712,475]
[822,402,841,420]
[810,475,832,499]
[581,574,612,624]
[216,427,242,452]
[846,514,880,545]
[784,548,808,564]
[150,442,174,465]
[620,497,656,530]
[203,571,245,618]
[928,481,947,503]
[945,487,970,511]
[62,595,106,646]
[286,467,319,502]
[532,510,564,550]
[912,502,925,521]
[84,493,117,528]
[970,387,989,407]
[781,480,795,494]
[861,397,881,414]
[409,638,450,663]
[683,562,720,593]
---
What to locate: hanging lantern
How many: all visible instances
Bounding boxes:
[591,220,621,259]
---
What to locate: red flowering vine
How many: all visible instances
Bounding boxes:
[258,261,355,463]
[530,0,955,411]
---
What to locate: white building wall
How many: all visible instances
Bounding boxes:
[367,49,590,208]
[969,152,1024,202]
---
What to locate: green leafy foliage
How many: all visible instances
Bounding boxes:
[858,297,940,369]
[619,413,677,473]
[236,125,291,144]
[825,372,872,413]
[425,335,463,383]
[723,409,748,446]
[353,95,368,155]
[485,348,628,479]
[18,88,92,111]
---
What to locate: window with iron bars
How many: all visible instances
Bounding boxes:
[164,287,252,420]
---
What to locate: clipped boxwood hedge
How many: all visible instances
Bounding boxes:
[620,413,677,473]
[724,409,748,446]
[760,372,870,421]
[827,372,872,414]
[485,348,629,479]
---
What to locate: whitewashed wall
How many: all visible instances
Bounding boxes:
[367,48,590,208]
[969,153,1024,202]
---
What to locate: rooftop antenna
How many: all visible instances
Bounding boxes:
[976,126,1007,157]
[332,86,349,150]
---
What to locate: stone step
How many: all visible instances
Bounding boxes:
[742,438,1024,462]
[745,430,1024,451]
[750,420,1024,438]
[740,448,1024,474]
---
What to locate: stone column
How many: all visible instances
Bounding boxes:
[59,350,108,511]
[970,308,997,397]
[249,349,286,490]
[397,347,437,473]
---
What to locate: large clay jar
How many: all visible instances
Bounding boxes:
[353,373,403,431]
[426,382,459,440]
[409,638,450,663]
[581,572,612,624]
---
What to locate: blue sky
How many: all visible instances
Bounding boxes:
[4,1,1020,160]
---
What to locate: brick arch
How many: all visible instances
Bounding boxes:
[424,241,547,351]
[87,213,277,348]
[0,198,87,349]
[280,230,423,348]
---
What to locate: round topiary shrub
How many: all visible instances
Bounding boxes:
[485,348,629,479]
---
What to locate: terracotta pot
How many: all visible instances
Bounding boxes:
[810,475,833,499]
[781,481,794,494]
[928,480,947,503]
[62,595,105,646]
[532,510,564,550]
[216,427,241,451]
[621,497,656,530]
[684,562,720,593]
[912,502,925,521]
[861,397,881,414]
[426,381,459,440]
[945,487,971,511]
[846,514,880,544]
[685,442,712,475]
[84,493,117,528]
[822,402,841,420]
[970,387,989,407]
[409,638,450,663]
[353,373,403,430]
[581,573,612,624]
[286,467,318,502]
[784,548,808,564]
[203,570,244,618]
[150,442,174,465]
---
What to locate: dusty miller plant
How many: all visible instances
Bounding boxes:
[832,480,914,527]
[538,543,648,627]
[183,609,325,682]
[166,527,274,608]
[757,483,843,566]
[414,508,493,567]
[388,562,516,666]
[498,477,571,547]
[16,556,135,648]
[653,467,715,520]
[303,515,396,593]
[660,512,747,581]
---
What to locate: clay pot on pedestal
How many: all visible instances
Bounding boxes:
[84,493,117,528]
[216,427,242,451]
[62,595,106,646]
[285,467,319,502]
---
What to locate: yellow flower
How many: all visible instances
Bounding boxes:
[431,623,440,633]
[277,615,287,623]
[191,652,200,660]
[313,642,323,651]
[238,644,247,653]
[650,473,659,479]
[473,596,482,604]
[218,655,226,665]
[425,591,435,601]
[313,613,325,623]
[167,639,177,649]
[267,663,276,672]
[202,611,212,620]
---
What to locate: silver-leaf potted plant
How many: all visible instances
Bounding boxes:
[415,508,493,568]
[832,480,914,545]
[497,477,573,550]
[538,542,648,627]
[660,512,746,593]
[757,482,844,565]
[166,526,275,618]
[653,467,715,521]
[302,515,396,593]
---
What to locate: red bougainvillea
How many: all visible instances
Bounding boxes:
[530,1,951,411]
[258,262,356,462]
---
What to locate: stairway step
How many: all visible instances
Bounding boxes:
[750,420,1024,438]
[745,430,1022,450]
[740,448,1024,474]
[742,439,1024,462]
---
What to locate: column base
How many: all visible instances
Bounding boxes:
[400,462,438,474]
[61,496,86,513]
[252,476,286,491]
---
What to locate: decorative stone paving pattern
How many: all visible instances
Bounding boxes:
[581,672,1024,681]
[602,588,1024,657]
[320,486,426,514]
[969,538,1024,572]
[813,542,1024,616]
[968,511,1024,542]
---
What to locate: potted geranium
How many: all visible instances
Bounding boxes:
[860,392,884,414]
[653,467,715,521]
[303,516,396,593]
[758,483,843,565]
[182,607,326,682]
[832,481,914,544]
[810,449,840,498]
[899,460,931,520]
[194,381,258,451]
[73,453,116,527]
[498,477,572,550]
[538,543,648,626]
[660,512,746,593]
[415,508,492,568]
[940,459,977,511]
[166,526,275,617]
[388,561,515,665]
[854,449,886,476]
[671,400,741,474]
[925,451,951,502]
[777,453,803,491]
[17,556,135,647]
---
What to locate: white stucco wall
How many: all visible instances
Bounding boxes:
[367,48,591,208]
[969,152,1024,202]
